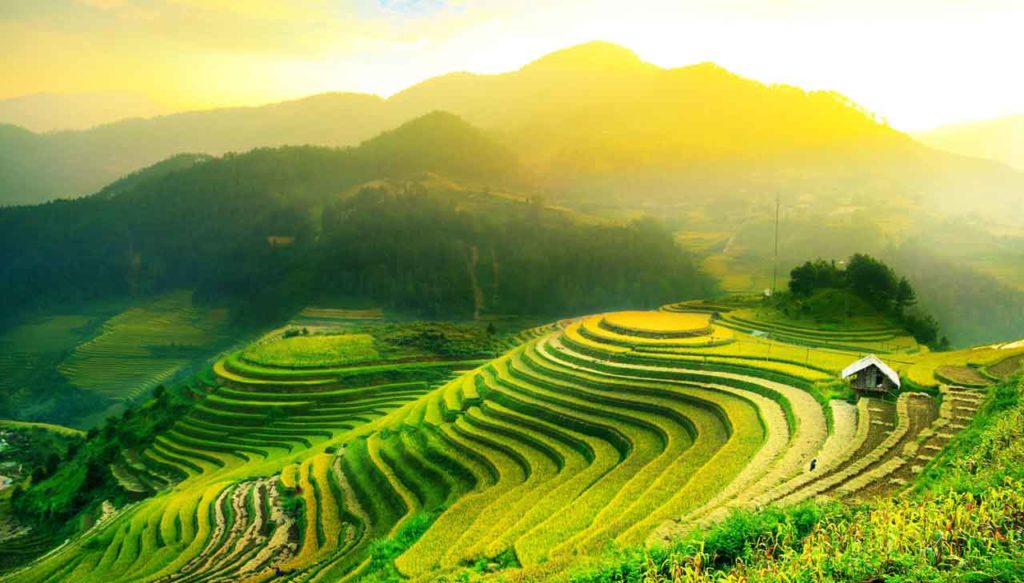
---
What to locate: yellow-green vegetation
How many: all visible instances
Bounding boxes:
[0,419,85,438]
[987,352,1024,381]
[57,291,233,402]
[241,333,380,368]
[3,303,1017,582]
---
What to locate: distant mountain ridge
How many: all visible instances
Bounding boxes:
[915,115,1024,171]
[0,92,399,205]
[1,40,1022,222]
[0,92,166,133]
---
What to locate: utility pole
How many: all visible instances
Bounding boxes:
[771,193,780,296]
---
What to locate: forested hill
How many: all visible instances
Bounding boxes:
[0,111,712,326]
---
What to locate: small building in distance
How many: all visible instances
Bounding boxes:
[842,354,901,395]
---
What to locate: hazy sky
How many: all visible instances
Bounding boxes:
[2,0,1022,130]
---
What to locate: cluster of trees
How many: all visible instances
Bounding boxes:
[790,255,917,313]
[789,254,946,347]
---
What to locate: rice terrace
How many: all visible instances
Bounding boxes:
[3,292,1023,582]
[3,3,1024,582]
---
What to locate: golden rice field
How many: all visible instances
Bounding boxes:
[5,301,1020,582]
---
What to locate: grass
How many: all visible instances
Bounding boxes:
[580,316,734,348]
[986,353,1024,381]
[934,364,989,387]
[3,315,480,581]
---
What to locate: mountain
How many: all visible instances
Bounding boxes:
[915,114,1024,171]
[391,44,903,167]
[349,111,514,183]
[0,92,166,133]
[0,93,402,206]
[4,40,1022,223]
[392,44,1023,219]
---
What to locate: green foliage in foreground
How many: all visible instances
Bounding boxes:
[573,374,1024,582]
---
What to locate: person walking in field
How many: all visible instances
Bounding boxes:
[809,458,817,471]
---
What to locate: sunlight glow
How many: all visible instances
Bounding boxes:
[1,0,1022,129]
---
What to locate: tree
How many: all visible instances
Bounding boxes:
[789,260,844,296]
[902,310,940,346]
[845,254,899,310]
[895,277,916,315]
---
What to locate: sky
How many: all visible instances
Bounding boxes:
[1,0,1022,130]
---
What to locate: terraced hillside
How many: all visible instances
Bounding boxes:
[0,315,93,396]
[58,292,234,403]
[5,304,1021,582]
[2,322,490,583]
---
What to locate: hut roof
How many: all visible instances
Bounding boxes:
[841,354,901,388]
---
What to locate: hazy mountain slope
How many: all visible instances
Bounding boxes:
[4,40,1022,218]
[349,111,515,183]
[390,42,1023,218]
[391,42,906,168]
[0,92,166,133]
[0,93,400,205]
[915,115,1024,171]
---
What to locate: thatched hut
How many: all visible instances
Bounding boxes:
[842,354,900,395]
